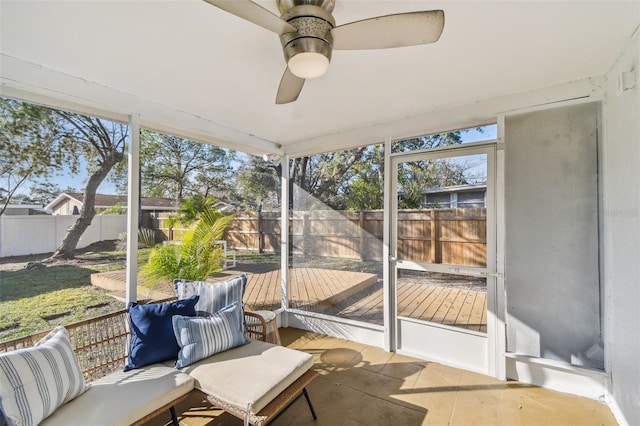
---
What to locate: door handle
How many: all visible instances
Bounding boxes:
[388,256,397,262]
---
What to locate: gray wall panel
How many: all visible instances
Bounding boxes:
[505,103,601,368]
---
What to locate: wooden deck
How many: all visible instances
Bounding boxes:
[238,267,379,311]
[325,280,487,332]
[397,281,487,332]
[91,267,486,332]
[90,267,379,312]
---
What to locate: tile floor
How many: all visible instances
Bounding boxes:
[144,328,618,426]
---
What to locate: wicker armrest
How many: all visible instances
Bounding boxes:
[0,309,131,382]
[244,311,268,342]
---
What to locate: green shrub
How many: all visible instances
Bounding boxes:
[142,207,234,282]
[138,227,157,247]
[117,227,157,251]
[100,203,127,215]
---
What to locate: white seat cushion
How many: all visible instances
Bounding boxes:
[178,339,313,413]
[40,364,194,426]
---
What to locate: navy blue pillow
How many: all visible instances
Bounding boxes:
[124,295,199,371]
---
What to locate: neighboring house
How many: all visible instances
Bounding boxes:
[0,204,49,215]
[423,184,486,209]
[397,183,487,209]
[45,193,178,216]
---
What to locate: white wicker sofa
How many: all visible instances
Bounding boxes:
[0,297,318,426]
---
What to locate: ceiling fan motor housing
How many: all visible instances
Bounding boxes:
[278,4,336,75]
[276,0,335,14]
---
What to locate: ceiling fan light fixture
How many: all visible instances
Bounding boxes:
[282,36,332,79]
[288,51,329,79]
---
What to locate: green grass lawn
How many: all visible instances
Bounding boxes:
[0,248,152,342]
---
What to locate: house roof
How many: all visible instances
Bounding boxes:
[1,204,49,215]
[45,193,178,211]
[4,204,44,209]
[422,183,486,195]
[1,1,638,157]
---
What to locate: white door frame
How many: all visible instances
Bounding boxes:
[384,141,502,376]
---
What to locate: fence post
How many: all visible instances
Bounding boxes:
[359,211,365,261]
[433,210,442,263]
[257,212,264,253]
[429,210,437,263]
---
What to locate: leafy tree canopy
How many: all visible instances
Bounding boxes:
[0,98,76,214]
[29,183,79,205]
[136,130,237,203]
[236,155,280,211]
[286,130,476,211]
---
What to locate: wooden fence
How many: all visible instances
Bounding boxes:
[396,208,486,266]
[156,208,486,266]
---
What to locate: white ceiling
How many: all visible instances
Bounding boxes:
[1,1,639,155]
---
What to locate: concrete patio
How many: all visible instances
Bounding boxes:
[142,327,618,426]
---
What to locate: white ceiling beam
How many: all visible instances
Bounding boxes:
[283,76,607,157]
[0,54,283,156]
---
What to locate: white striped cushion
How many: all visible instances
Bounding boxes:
[172,301,249,368]
[173,274,247,319]
[0,326,87,426]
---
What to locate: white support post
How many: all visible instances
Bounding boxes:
[280,155,290,313]
[382,138,394,352]
[494,114,507,380]
[125,114,140,304]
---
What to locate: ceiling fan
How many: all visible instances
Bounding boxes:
[203,0,445,104]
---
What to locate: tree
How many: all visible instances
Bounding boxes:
[171,195,218,226]
[49,111,128,259]
[1,98,129,258]
[1,193,36,205]
[1,99,127,258]
[394,132,482,208]
[100,203,127,215]
[285,130,473,211]
[29,183,78,206]
[0,98,71,215]
[345,144,385,210]
[236,155,280,210]
[138,130,236,203]
[290,147,368,210]
[391,131,465,152]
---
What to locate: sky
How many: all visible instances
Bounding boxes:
[16,165,118,196]
[459,124,497,143]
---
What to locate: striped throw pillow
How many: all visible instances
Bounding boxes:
[0,326,87,426]
[173,274,247,319]
[172,301,249,368]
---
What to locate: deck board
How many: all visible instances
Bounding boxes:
[443,289,468,326]
[413,285,446,319]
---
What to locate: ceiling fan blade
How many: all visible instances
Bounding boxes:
[332,10,444,50]
[276,68,305,104]
[202,0,296,35]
